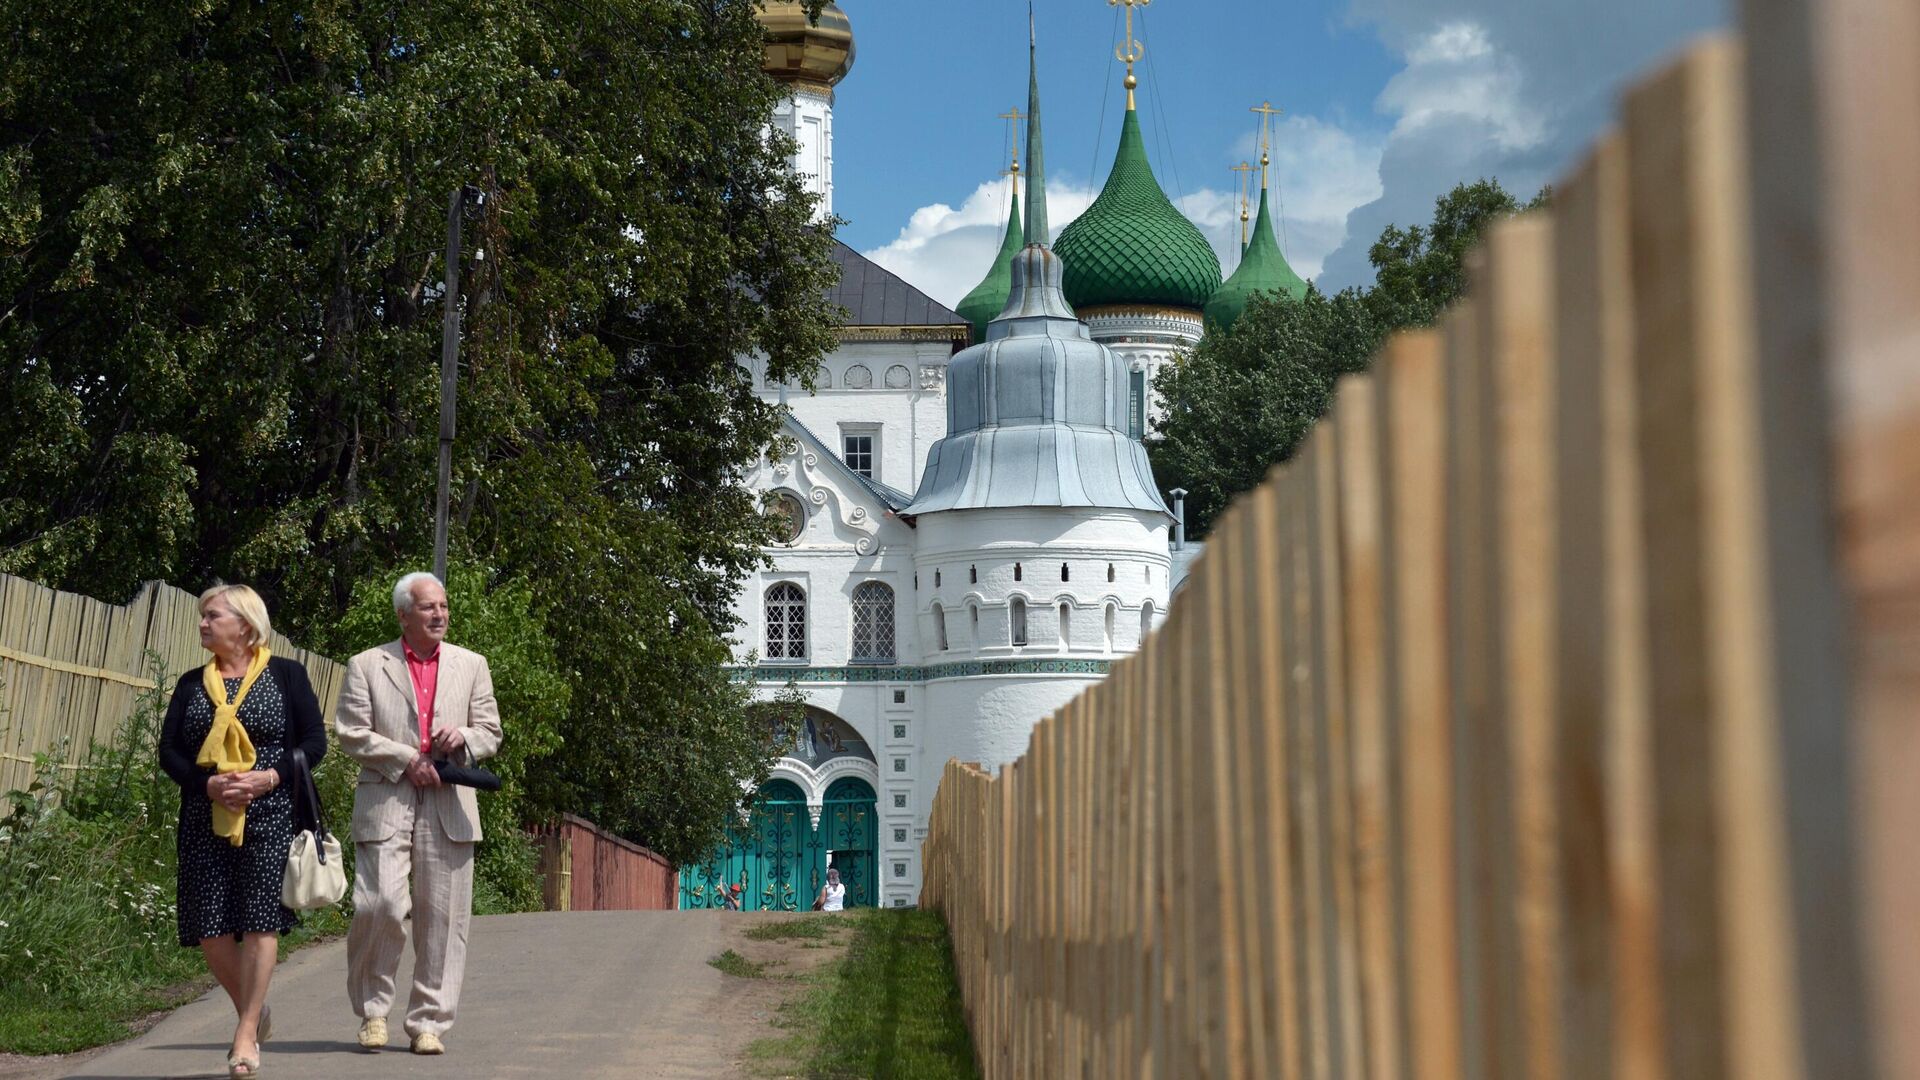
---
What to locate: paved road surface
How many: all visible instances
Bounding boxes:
[63,911,774,1080]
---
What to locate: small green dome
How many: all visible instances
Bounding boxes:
[955,192,1024,340]
[1055,109,1221,312]
[1204,186,1308,330]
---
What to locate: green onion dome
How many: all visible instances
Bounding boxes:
[1204,186,1308,330]
[955,192,1024,341]
[1054,108,1222,313]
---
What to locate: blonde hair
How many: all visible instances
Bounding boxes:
[199,584,272,649]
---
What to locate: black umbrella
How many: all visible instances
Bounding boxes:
[433,759,502,791]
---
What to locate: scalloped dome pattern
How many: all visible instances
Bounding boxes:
[1054,110,1221,312]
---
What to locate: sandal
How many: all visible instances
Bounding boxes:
[227,1050,262,1078]
[258,1004,272,1043]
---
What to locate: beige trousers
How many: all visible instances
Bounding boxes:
[345,787,474,1039]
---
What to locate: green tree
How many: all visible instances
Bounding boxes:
[1151,178,1549,539]
[0,1,840,863]
[1153,288,1381,539]
[1365,178,1551,330]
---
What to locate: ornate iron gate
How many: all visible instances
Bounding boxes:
[679,777,878,911]
[820,777,878,907]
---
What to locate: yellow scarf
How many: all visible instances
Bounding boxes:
[195,646,271,846]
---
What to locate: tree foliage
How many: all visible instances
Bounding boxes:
[1151,288,1381,539]
[1153,177,1547,538]
[0,1,841,863]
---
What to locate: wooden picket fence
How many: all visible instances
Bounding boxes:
[921,18,1920,1080]
[0,574,345,794]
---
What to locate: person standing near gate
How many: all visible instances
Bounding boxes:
[815,867,846,912]
[335,572,502,1055]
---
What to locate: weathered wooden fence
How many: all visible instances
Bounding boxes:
[921,19,1919,1080]
[0,574,345,794]
[531,814,679,912]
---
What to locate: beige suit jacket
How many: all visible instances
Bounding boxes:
[334,640,503,844]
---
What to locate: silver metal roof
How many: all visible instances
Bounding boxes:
[903,246,1172,519]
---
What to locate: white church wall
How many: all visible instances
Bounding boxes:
[912,507,1171,661]
[743,341,952,492]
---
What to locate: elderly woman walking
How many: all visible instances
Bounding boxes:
[158,584,327,1079]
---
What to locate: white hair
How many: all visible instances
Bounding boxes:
[392,572,445,614]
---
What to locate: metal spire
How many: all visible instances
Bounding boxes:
[1024,4,1049,247]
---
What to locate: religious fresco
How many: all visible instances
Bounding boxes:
[790,706,874,766]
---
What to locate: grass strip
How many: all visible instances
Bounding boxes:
[711,948,771,978]
[744,915,847,942]
[749,908,977,1079]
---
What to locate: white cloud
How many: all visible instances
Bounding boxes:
[860,178,1096,310]
[1317,0,1728,289]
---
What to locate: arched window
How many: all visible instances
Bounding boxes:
[1014,563,1023,582]
[1009,598,1028,647]
[1140,600,1156,642]
[934,568,941,588]
[931,602,949,651]
[1058,602,1070,648]
[884,364,912,389]
[969,565,977,584]
[851,581,896,664]
[969,602,980,638]
[1104,603,1116,650]
[765,583,806,660]
[845,364,873,389]
[1107,563,1116,583]
[1061,563,1070,582]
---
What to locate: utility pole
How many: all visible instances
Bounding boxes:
[433,187,465,582]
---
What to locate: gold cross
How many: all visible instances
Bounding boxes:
[1251,100,1283,188]
[998,107,1026,198]
[1230,161,1254,246]
[1109,0,1150,109]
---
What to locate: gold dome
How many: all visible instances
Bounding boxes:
[758,2,855,95]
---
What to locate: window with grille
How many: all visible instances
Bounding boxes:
[842,434,874,478]
[765,582,806,660]
[851,581,896,663]
[1010,598,1028,647]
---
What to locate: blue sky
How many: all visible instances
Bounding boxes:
[836,0,1729,307]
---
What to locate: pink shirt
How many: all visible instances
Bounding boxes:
[403,642,440,752]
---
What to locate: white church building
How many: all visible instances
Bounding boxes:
[678,2,1293,912]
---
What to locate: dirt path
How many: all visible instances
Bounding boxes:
[4,910,843,1080]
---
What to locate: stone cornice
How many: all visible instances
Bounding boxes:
[734,658,1114,683]
[835,325,970,345]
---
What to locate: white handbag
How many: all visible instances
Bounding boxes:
[281,748,348,910]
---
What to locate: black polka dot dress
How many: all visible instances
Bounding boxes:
[174,673,299,947]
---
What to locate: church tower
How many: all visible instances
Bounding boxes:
[1206,104,1309,331]
[905,30,1174,774]
[758,2,856,220]
[1052,1,1221,436]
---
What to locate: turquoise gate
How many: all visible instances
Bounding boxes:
[679,776,878,911]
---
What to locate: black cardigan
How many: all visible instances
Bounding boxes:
[158,655,328,792]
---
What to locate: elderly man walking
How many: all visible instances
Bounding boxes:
[335,572,502,1055]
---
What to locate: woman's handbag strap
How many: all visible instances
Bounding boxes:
[286,747,330,839]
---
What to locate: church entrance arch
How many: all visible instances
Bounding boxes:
[679,707,880,911]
